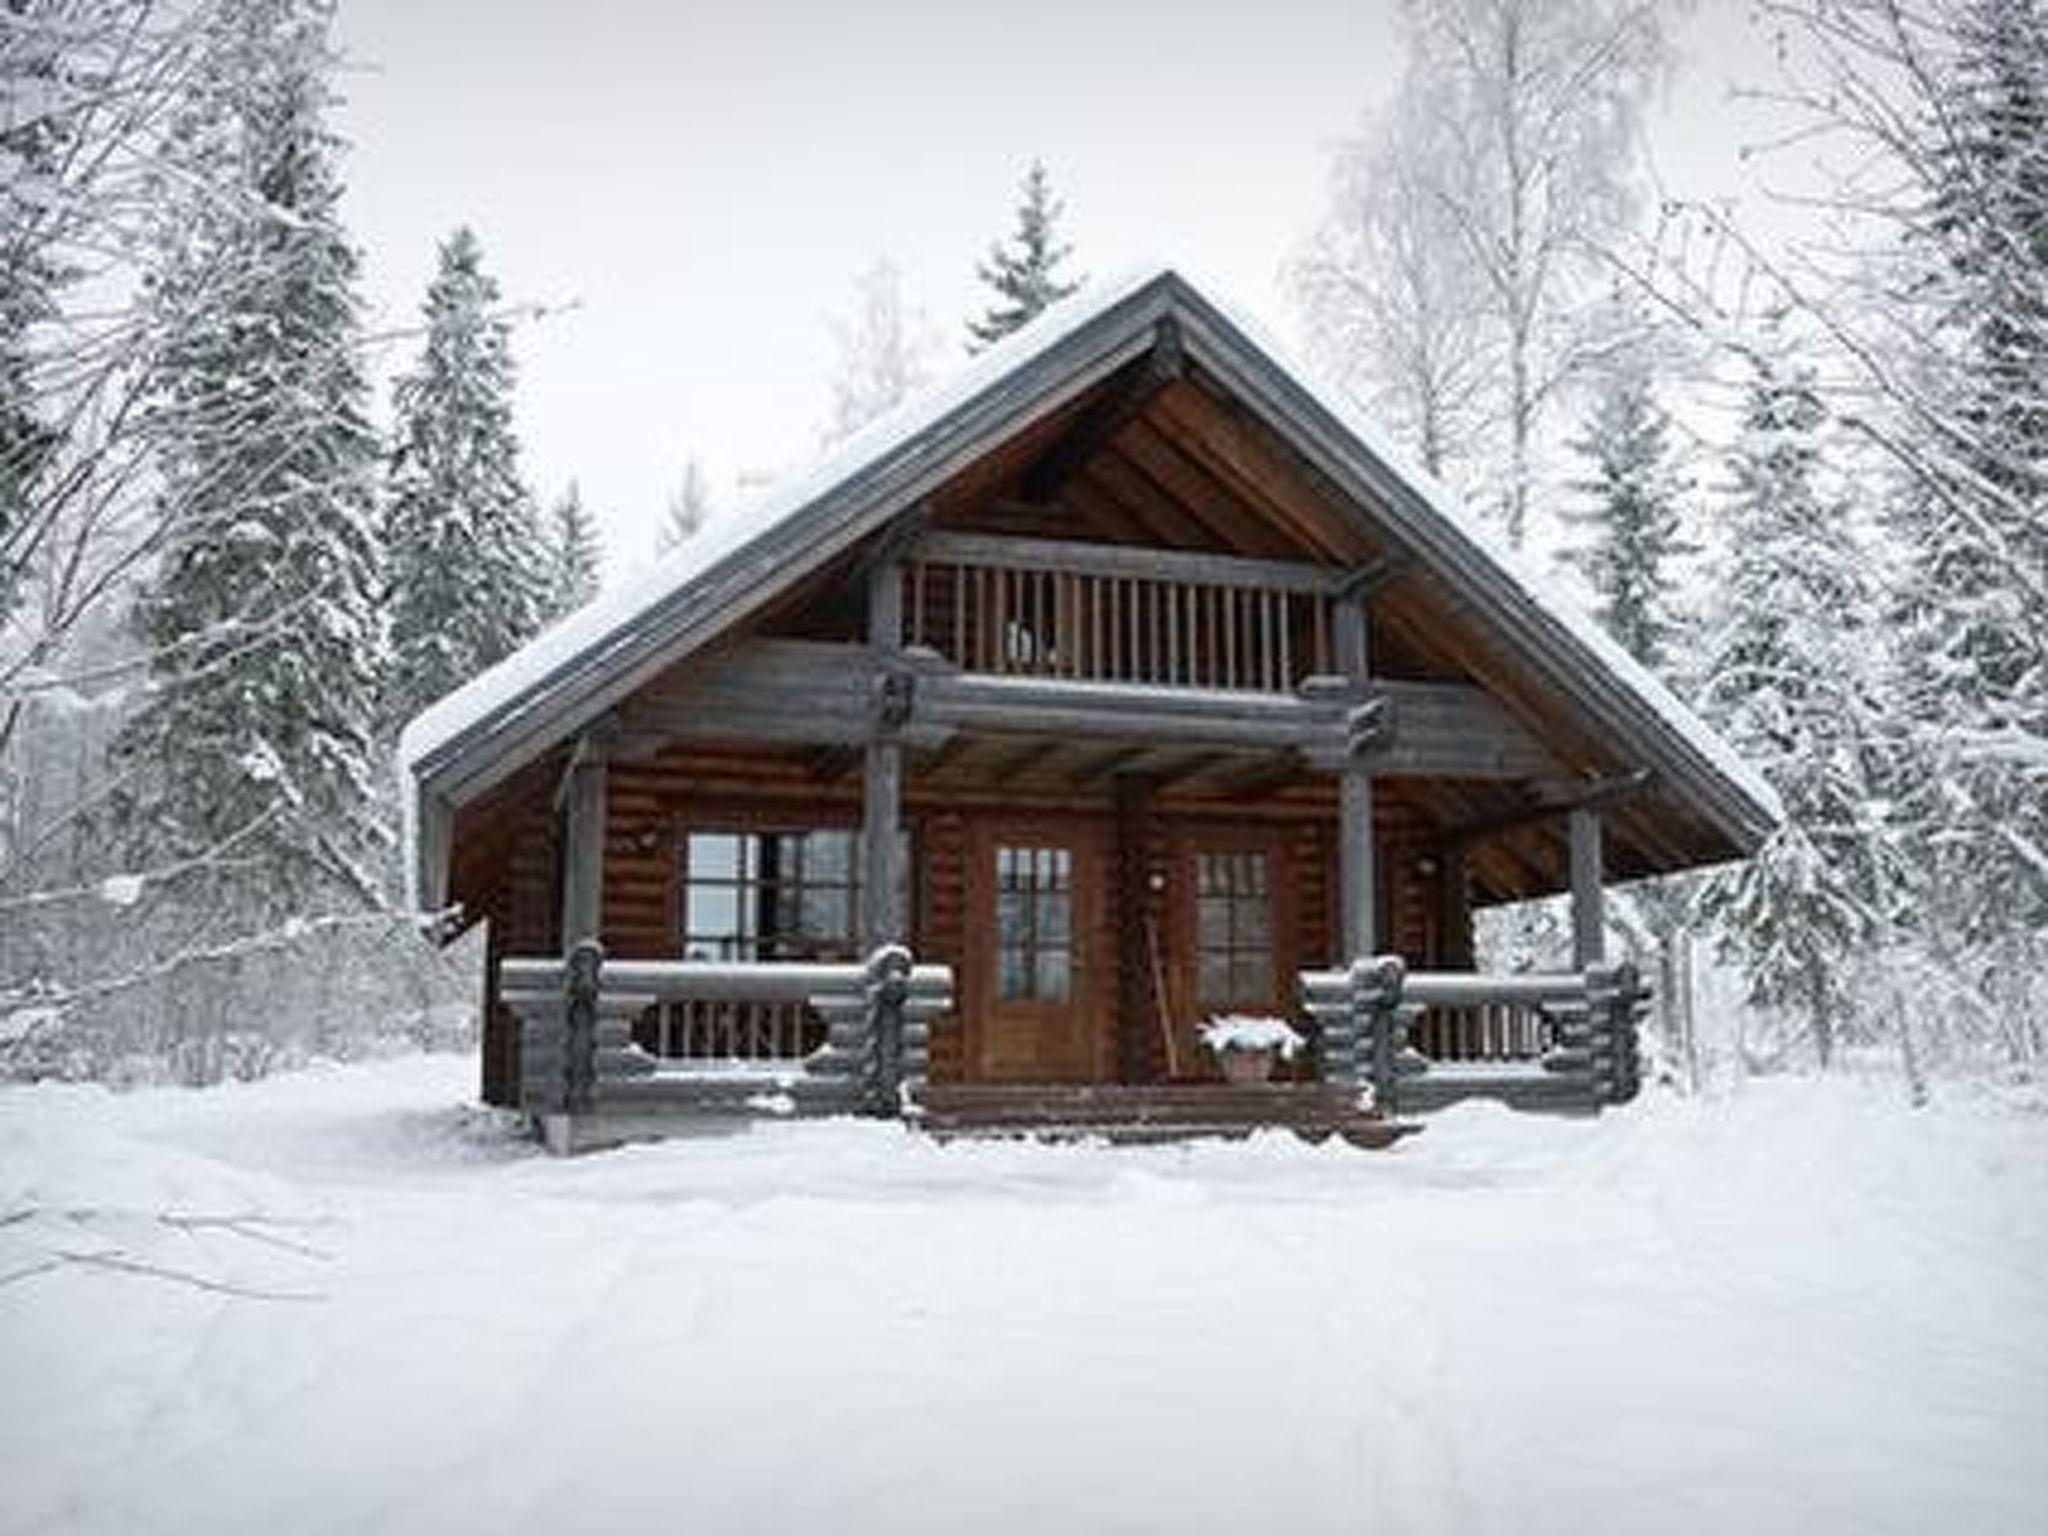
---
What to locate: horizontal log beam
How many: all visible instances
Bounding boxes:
[613,638,1561,780]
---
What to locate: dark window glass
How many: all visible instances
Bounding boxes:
[679,828,903,963]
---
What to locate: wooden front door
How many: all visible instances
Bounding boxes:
[966,819,1111,1082]
[1166,824,1300,1080]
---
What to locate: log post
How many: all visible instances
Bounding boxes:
[864,943,911,1117]
[1333,588,1378,960]
[1353,954,1406,1113]
[562,939,603,1117]
[863,558,908,951]
[1569,805,1605,970]
[559,732,608,948]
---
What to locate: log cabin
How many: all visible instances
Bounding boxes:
[398,266,1780,1152]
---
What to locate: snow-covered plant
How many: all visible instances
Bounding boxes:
[1198,1015,1306,1060]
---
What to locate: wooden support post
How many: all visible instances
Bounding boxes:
[1569,805,1605,969]
[1331,588,1369,682]
[864,558,907,951]
[559,735,608,947]
[1436,850,1474,969]
[863,740,904,949]
[1333,587,1376,961]
[1341,766,1376,960]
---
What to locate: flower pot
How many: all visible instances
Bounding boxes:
[1218,1046,1276,1085]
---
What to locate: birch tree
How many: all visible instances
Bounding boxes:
[826,259,935,443]
[1301,0,1668,545]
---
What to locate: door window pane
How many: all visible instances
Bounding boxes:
[1194,850,1276,1010]
[996,843,1075,1002]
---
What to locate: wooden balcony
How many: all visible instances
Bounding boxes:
[903,531,1339,694]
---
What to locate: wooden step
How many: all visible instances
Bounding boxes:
[918,1083,1419,1148]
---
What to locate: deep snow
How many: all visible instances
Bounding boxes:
[2,1056,2044,1536]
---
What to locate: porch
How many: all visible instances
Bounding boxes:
[497,942,1645,1153]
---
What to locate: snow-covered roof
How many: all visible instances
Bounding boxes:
[400,264,1780,912]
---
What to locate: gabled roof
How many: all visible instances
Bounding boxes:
[400,265,1779,911]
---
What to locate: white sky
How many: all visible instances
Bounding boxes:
[332,0,1798,582]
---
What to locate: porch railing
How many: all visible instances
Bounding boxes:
[1300,957,1646,1115]
[500,943,954,1149]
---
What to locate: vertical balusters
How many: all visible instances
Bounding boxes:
[1279,593,1294,689]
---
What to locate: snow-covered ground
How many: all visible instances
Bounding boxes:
[3,1056,2044,1536]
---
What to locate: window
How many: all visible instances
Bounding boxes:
[681,829,864,962]
[1195,850,1273,1009]
[996,845,1073,1002]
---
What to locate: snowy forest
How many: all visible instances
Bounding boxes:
[3,0,2044,1094]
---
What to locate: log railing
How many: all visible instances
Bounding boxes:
[1300,957,1646,1115]
[904,535,1335,693]
[500,943,954,1150]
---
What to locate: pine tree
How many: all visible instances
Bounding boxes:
[381,225,547,728]
[967,160,1081,350]
[542,481,600,618]
[658,456,711,555]
[1696,339,1899,1068]
[106,0,386,912]
[1889,0,2048,949]
[1562,354,1692,671]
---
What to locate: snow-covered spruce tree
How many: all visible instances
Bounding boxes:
[1562,350,1692,672]
[1886,0,2048,971]
[1560,336,1701,1074]
[105,0,386,916]
[381,225,547,728]
[966,160,1081,351]
[542,481,600,619]
[0,8,71,626]
[1695,340,1898,1070]
[658,455,711,555]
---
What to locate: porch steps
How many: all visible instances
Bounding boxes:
[918,1083,1419,1148]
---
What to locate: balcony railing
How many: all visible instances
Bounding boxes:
[904,534,1336,693]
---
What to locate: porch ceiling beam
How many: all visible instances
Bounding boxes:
[1020,318,1184,504]
[1067,744,1154,786]
[1440,768,1656,852]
